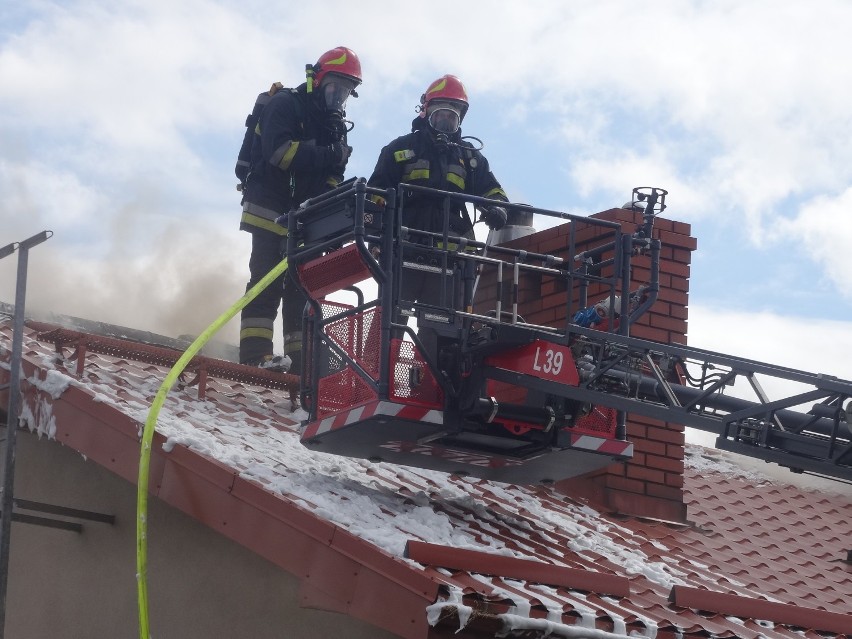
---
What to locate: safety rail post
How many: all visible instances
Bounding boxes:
[378,187,397,399]
[0,230,52,639]
[439,195,451,307]
[0,244,17,394]
[618,233,633,337]
[613,230,631,442]
[566,221,582,332]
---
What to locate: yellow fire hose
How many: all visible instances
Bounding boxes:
[136,257,288,639]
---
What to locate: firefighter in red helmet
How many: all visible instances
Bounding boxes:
[238,47,362,374]
[367,74,509,359]
[418,74,470,135]
[370,74,507,228]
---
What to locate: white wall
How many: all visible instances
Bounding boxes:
[5,429,401,639]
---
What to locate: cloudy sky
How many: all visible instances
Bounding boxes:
[2,0,851,396]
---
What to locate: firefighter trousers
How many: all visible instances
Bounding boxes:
[239,228,307,373]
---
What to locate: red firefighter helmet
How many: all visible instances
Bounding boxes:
[313,46,362,87]
[419,74,469,120]
[418,75,469,135]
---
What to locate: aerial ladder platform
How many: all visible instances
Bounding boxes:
[282,179,852,485]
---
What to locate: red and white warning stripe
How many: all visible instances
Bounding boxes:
[302,400,444,439]
[570,433,633,457]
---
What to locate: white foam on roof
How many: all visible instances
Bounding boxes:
[6,330,849,637]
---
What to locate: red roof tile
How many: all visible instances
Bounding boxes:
[2,318,850,638]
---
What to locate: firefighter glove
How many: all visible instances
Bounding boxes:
[483,206,508,230]
[327,142,352,170]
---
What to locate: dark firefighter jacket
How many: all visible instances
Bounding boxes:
[241,83,345,235]
[367,118,508,238]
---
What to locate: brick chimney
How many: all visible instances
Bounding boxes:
[493,208,697,522]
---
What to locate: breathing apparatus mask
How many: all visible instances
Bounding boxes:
[320,73,358,114]
[309,71,358,141]
[426,100,464,135]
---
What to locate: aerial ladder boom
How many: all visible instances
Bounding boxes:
[283,180,852,484]
[526,320,852,481]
